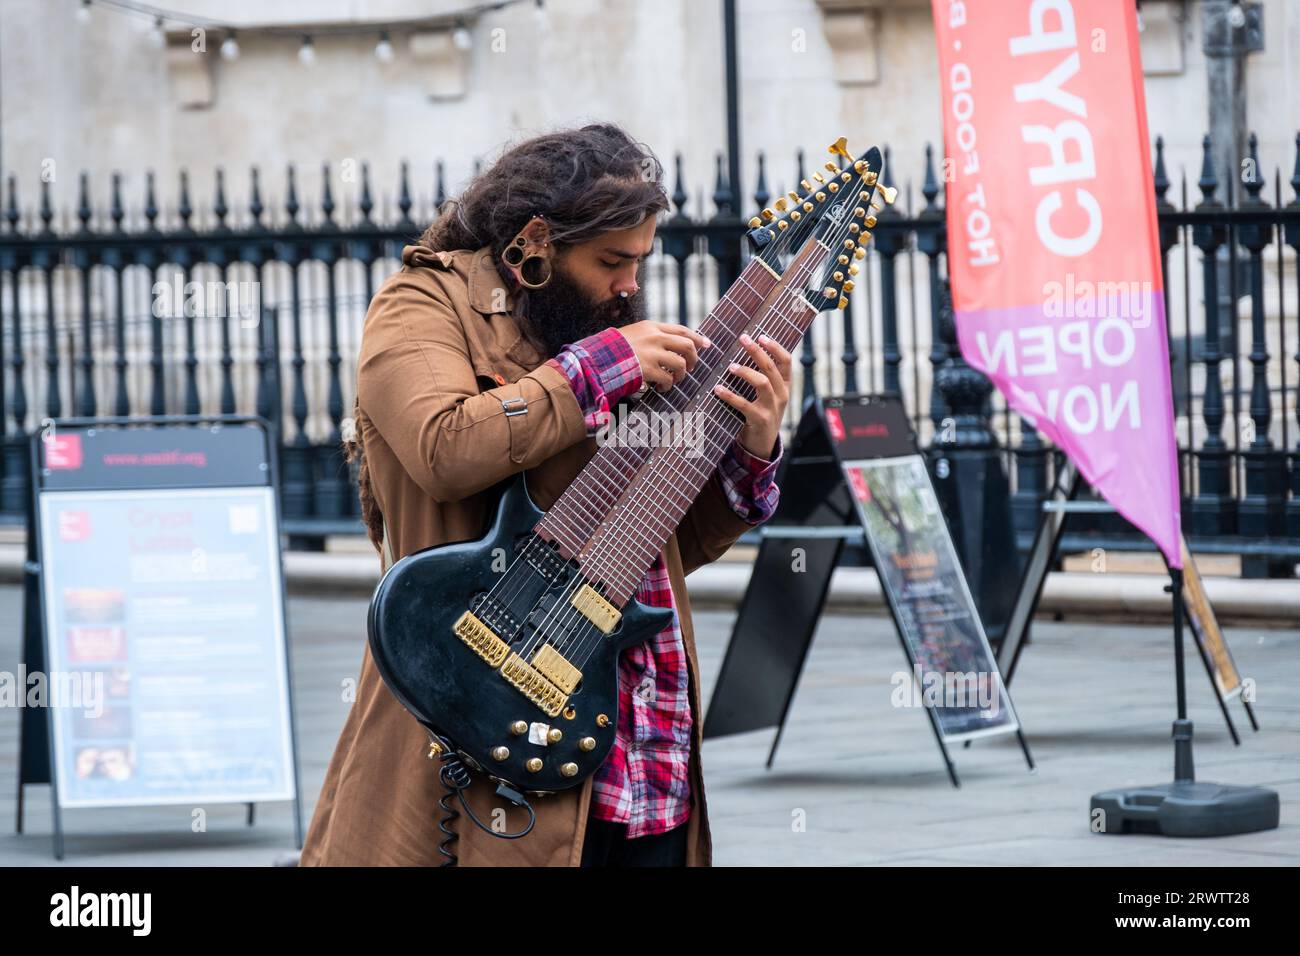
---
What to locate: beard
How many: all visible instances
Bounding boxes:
[518,260,646,357]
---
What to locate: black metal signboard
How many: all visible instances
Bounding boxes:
[17,416,303,859]
[705,396,1032,786]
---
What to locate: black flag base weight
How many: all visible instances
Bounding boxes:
[1091,719,1280,837]
[1089,569,1280,838]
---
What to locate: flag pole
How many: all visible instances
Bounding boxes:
[1087,557,1277,837]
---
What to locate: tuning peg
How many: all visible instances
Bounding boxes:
[787,190,800,204]
[824,162,838,173]
[800,179,813,191]
[838,296,849,311]
[748,216,762,228]
[865,215,877,228]
[877,184,899,205]
[828,136,852,161]
[812,171,826,184]
[854,247,866,260]
[774,197,788,212]
[848,264,859,276]
[761,208,775,221]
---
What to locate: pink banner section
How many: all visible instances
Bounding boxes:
[931,0,1182,567]
[956,294,1180,561]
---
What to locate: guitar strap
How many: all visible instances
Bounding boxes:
[380,516,395,571]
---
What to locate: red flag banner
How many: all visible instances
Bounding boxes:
[930,0,1182,567]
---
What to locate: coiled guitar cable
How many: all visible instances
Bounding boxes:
[430,732,537,866]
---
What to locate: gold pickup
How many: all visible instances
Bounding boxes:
[572,584,621,634]
[531,643,582,694]
[500,653,567,717]
[453,611,511,668]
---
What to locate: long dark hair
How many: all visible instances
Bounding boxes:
[419,122,669,259]
[349,123,669,550]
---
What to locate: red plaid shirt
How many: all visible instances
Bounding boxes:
[546,329,781,837]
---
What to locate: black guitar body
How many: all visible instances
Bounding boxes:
[367,472,673,793]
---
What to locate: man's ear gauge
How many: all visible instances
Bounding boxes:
[502,235,527,267]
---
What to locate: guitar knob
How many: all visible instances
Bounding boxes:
[526,758,543,773]
[510,720,528,735]
[491,746,510,761]
[596,713,611,728]
[560,763,579,778]
[579,737,597,752]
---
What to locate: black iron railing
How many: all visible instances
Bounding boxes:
[2,135,1298,572]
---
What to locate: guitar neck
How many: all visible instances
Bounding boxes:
[535,256,777,557]
[537,239,830,605]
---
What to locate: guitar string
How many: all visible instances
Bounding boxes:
[553,276,822,669]
[547,161,884,665]
[471,275,766,636]
[500,311,753,664]
[526,224,849,667]
[479,270,764,609]
[474,158,879,694]
[501,269,801,664]
[478,267,777,639]
[523,166,876,668]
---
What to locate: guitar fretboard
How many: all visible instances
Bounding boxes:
[536,239,830,605]
[535,257,776,557]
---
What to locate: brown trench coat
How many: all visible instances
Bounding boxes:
[298,244,758,867]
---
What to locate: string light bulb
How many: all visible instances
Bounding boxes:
[374,31,394,62]
[452,24,472,50]
[220,31,240,60]
[298,34,316,65]
[76,0,92,25]
[148,16,166,49]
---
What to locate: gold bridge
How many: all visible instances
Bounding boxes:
[454,611,579,717]
[453,611,510,667]
[571,584,621,634]
[500,653,567,717]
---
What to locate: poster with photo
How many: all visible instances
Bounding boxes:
[37,485,296,808]
[844,454,1019,741]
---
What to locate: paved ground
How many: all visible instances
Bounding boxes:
[0,583,1296,866]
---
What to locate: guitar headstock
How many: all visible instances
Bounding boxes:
[745,137,895,313]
